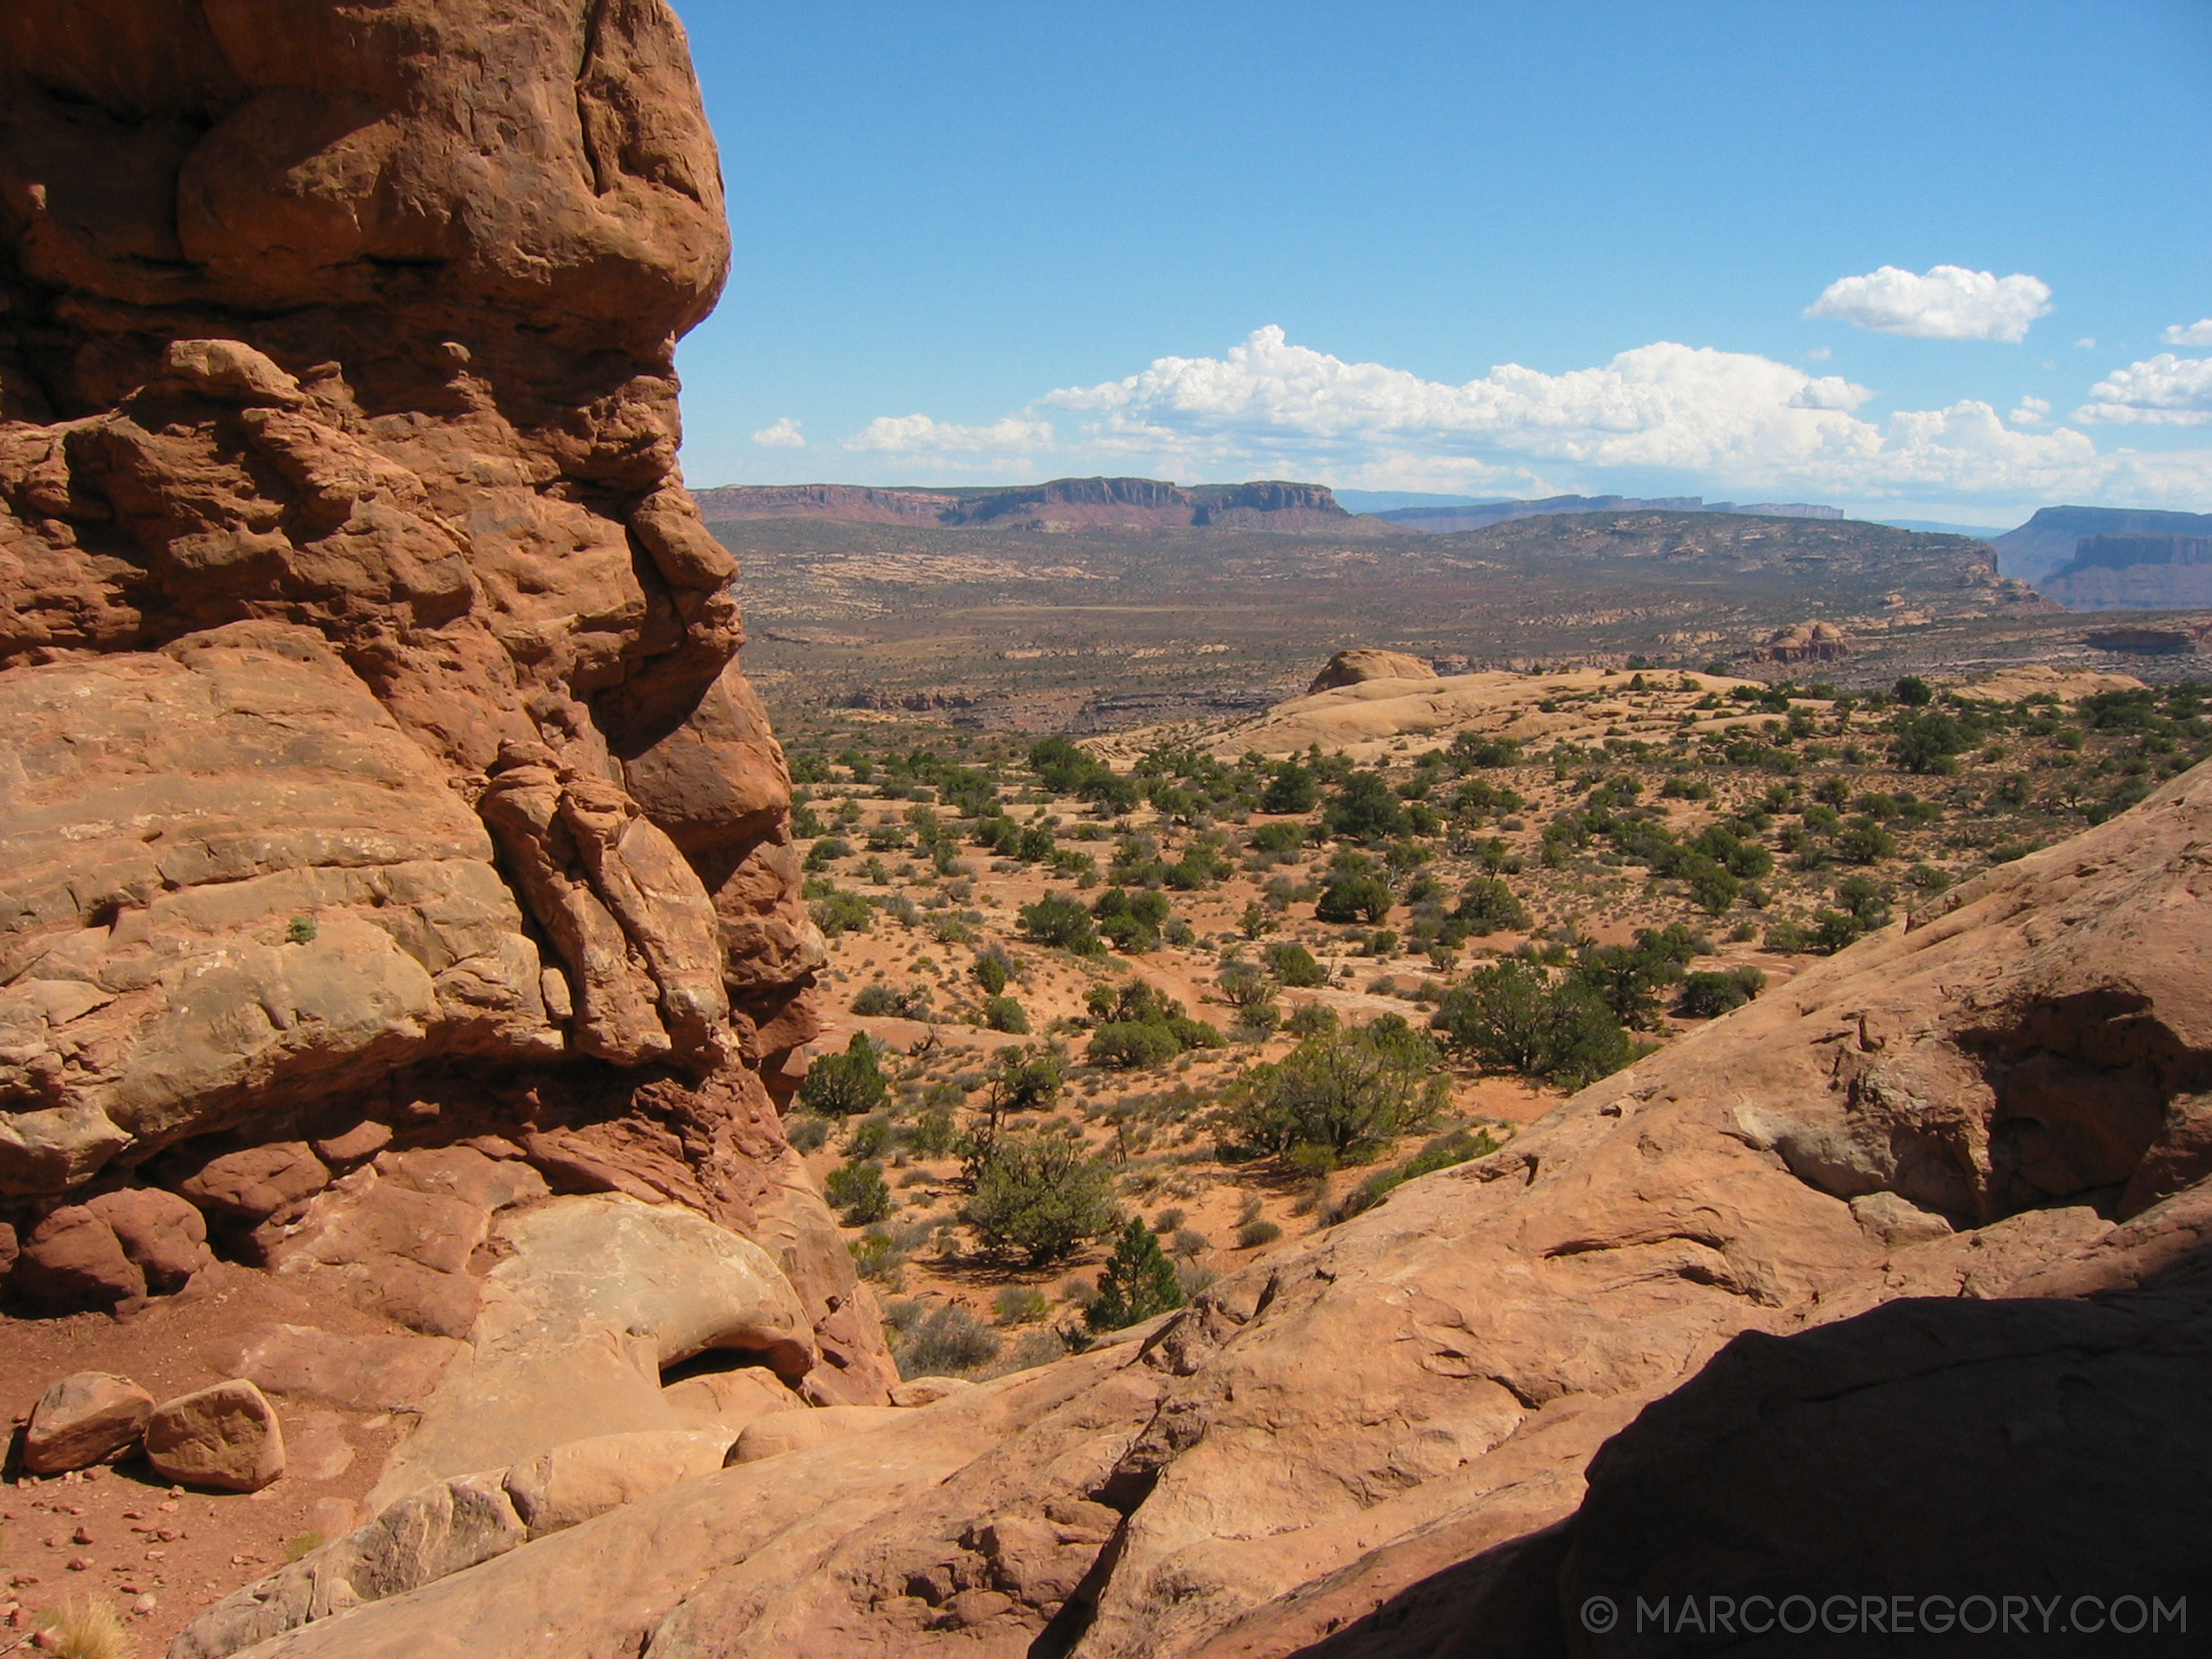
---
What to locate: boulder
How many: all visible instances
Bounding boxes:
[366,1193,816,1508]
[10,1204,143,1309]
[662,1365,806,1434]
[891,1375,978,1408]
[144,1379,286,1492]
[22,1371,156,1473]
[83,1186,212,1291]
[727,1404,906,1463]
[1306,649,1438,694]
[177,1143,331,1221]
[503,1428,736,1538]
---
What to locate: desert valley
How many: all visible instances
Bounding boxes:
[1,4,2209,1658]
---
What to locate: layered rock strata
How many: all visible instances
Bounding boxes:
[0,1,885,1396]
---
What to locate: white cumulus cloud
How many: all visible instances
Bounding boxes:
[844,413,1056,456]
[2075,353,2212,426]
[844,326,2212,507]
[751,417,806,447]
[1805,265,2053,343]
[2162,319,2212,346]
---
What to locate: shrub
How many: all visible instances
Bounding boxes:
[994,1284,1051,1326]
[1166,1016,1225,1051]
[972,949,1013,996]
[1316,875,1393,924]
[1325,773,1409,840]
[1218,959,1272,1007]
[1454,876,1530,935]
[849,1229,908,1284]
[799,1033,889,1117]
[845,1113,893,1159]
[1018,892,1104,954]
[811,888,874,937]
[1236,1218,1283,1250]
[1260,761,1319,814]
[1434,963,1630,1088]
[786,1114,831,1153]
[1284,1001,1339,1037]
[895,1304,1000,1378]
[983,994,1030,1034]
[1676,965,1767,1018]
[962,1127,1120,1264]
[803,836,853,871]
[1225,1016,1450,1162]
[851,982,929,1018]
[1086,1218,1188,1331]
[1266,941,1329,987]
[1330,1127,1502,1222]
[1088,1021,1182,1069]
[983,1044,1064,1113]
[824,1160,893,1225]
[1170,1226,1211,1258]
[1248,820,1306,854]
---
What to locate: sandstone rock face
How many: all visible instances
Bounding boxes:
[241,765,2212,1658]
[22,1370,156,1473]
[146,1378,286,1492]
[1763,617,1849,662]
[0,626,560,1197]
[727,1404,906,1464]
[211,1323,465,1415]
[1306,649,1438,695]
[0,0,883,1390]
[367,1194,816,1509]
[505,1428,737,1538]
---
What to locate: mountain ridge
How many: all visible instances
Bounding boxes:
[692,477,1384,534]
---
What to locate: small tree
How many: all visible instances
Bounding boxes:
[1317,875,1393,924]
[972,949,1013,996]
[1266,942,1329,987]
[1324,772,1409,840]
[1454,876,1530,935]
[963,1127,1120,1264]
[1086,1218,1188,1331]
[1018,892,1104,955]
[1260,761,1318,814]
[1225,1016,1449,1163]
[824,1160,893,1225]
[799,1032,889,1117]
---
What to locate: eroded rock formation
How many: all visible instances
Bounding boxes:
[180,761,2211,1657]
[1,1,888,1399]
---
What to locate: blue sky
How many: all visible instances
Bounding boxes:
[670,1,2212,525]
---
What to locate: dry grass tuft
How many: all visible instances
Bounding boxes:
[49,1595,133,1659]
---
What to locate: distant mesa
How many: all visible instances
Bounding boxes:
[1994,505,2212,585]
[691,476,1382,534]
[1368,493,1844,533]
[1764,619,1850,664]
[2084,622,2211,656]
[1306,649,1439,694]
[2039,531,2212,612]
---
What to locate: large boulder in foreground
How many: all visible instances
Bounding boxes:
[216,763,2212,1657]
